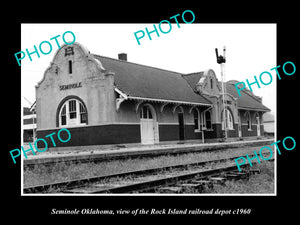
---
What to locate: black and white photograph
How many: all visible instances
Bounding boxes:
[21,23,276,195]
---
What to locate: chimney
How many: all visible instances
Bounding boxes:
[118,53,127,61]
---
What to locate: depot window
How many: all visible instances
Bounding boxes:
[59,98,87,127]
[68,60,72,74]
[221,108,234,130]
[140,105,153,119]
[205,111,212,129]
[202,110,212,130]
[246,111,252,130]
[193,108,201,132]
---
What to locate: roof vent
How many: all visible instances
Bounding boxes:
[118,53,127,61]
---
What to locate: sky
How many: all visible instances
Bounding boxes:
[21,23,276,112]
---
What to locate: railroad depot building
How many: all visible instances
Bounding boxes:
[35,42,270,147]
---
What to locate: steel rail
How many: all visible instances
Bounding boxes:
[24,139,274,168]
[81,164,245,194]
[23,156,235,193]
[23,152,273,193]
[71,160,273,194]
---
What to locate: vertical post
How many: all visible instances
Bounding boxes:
[223,46,227,140]
[216,46,227,141]
[221,63,227,140]
[32,113,35,142]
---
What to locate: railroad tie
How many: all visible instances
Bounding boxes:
[157,186,183,193]
[158,183,206,193]
[225,172,249,180]
[180,183,203,192]
[191,180,213,189]
[249,169,261,175]
[209,177,226,185]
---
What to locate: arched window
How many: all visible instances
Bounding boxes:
[222,108,234,130]
[254,112,260,125]
[140,105,153,119]
[193,108,201,132]
[246,111,252,130]
[205,110,212,129]
[58,98,87,127]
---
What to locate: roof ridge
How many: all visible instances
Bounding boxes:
[182,74,198,90]
[92,53,183,76]
[227,82,264,104]
[181,72,213,105]
[182,71,204,76]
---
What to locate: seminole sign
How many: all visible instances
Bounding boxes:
[59,82,82,91]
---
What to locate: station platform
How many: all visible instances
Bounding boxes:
[23,138,274,167]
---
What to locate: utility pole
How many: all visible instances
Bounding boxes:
[215,46,227,140]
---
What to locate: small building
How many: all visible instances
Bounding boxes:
[263,112,275,137]
[35,43,270,147]
[23,107,36,142]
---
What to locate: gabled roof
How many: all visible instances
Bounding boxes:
[92,54,212,106]
[226,81,270,111]
[182,72,204,91]
[23,107,34,116]
[182,72,270,112]
[91,53,269,111]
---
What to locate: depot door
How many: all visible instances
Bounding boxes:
[178,112,185,141]
[140,105,155,144]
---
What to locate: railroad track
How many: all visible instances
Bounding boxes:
[23,139,274,168]
[66,164,258,194]
[24,153,272,194]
